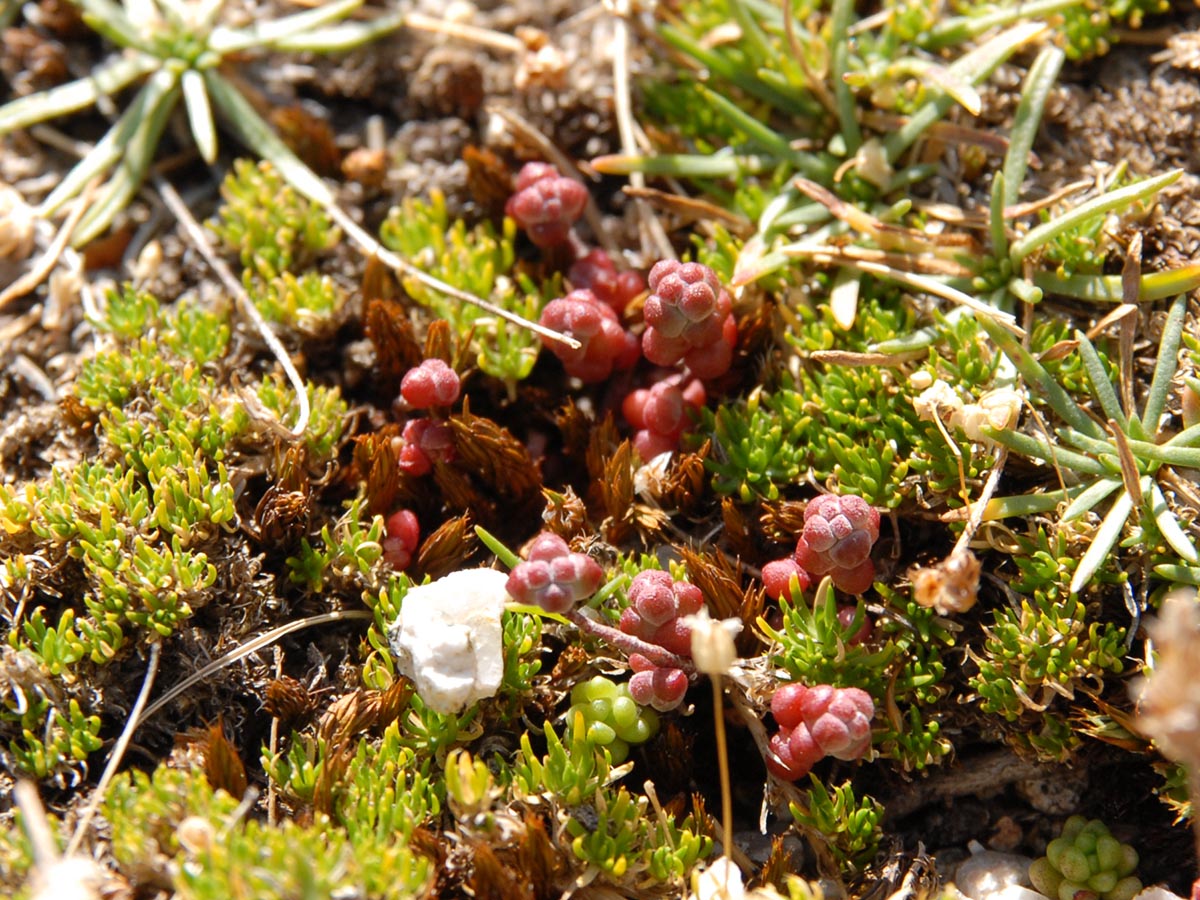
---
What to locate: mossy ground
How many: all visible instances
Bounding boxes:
[2,1,1200,898]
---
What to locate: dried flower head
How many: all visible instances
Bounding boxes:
[0,181,36,261]
[912,549,981,615]
[1134,587,1200,769]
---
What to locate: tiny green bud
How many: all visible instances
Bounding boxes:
[1108,877,1142,900]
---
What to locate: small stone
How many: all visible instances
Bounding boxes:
[954,844,1036,900]
[387,568,508,714]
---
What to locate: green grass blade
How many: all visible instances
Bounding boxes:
[1069,488,1134,594]
[983,426,1109,476]
[0,54,154,135]
[990,172,1007,259]
[72,69,181,245]
[208,0,363,53]
[977,315,1107,440]
[272,9,407,53]
[1010,169,1182,266]
[695,85,833,181]
[1141,294,1187,435]
[925,0,1080,49]
[181,69,217,165]
[204,70,334,207]
[1075,332,1126,428]
[592,152,768,179]
[1002,45,1064,208]
[1149,482,1199,564]
[1153,564,1200,586]
[1061,477,1122,522]
[885,21,1046,164]
[829,0,861,155]
[1034,265,1200,303]
[474,526,519,570]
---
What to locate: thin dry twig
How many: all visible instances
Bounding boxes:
[0,179,96,311]
[66,641,161,857]
[134,610,372,729]
[153,174,314,438]
[608,0,675,262]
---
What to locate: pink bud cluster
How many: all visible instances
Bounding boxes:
[569,249,645,314]
[795,494,880,594]
[622,377,706,460]
[382,509,420,570]
[620,571,703,711]
[642,260,737,380]
[506,162,589,249]
[539,288,640,382]
[763,494,880,597]
[767,683,874,781]
[505,532,604,615]
[400,358,460,409]
[398,418,455,476]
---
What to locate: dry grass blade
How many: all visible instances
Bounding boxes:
[414,513,477,580]
[448,402,542,501]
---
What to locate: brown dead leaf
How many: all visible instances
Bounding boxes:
[448,400,542,502]
[464,144,515,219]
[270,105,341,176]
[720,497,759,562]
[423,317,454,365]
[263,676,316,725]
[541,486,588,538]
[202,718,248,798]
[661,442,710,518]
[353,429,402,516]
[414,513,476,580]
[760,500,806,543]
[365,297,423,393]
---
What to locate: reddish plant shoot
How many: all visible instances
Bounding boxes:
[398,418,456,476]
[506,531,603,615]
[793,494,881,594]
[382,509,420,570]
[539,289,639,382]
[506,162,589,249]
[569,249,645,313]
[642,260,737,379]
[767,682,875,781]
[400,359,461,409]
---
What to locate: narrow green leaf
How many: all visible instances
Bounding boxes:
[592,152,767,179]
[1152,564,1200,586]
[978,315,1107,440]
[272,9,407,53]
[1149,482,1199,564]
[829,0,861,154]
[1002,45,1064,207]
[1070,488,1133,594]
[207,0,364,53]
[1060,477,1121,522]
[1164,420,1200,449]
[925,0,1079,49]
[1141,294,1187,435]
[1010,169,1182,266]
[474,526,519,570]
[0,54,154,135]
[1075,332,1126,428]
[989,172,1007,259]
[1034,264,1200,303]
[696,85,832,181]
[1122,439,1200,470]
[982,486,1087,520]
[73,69,181,246]
[181,69,217,164]
[983,426,1109,476]
[203,71,334,207]
[885,21,1046,163]
[76,0,154,52]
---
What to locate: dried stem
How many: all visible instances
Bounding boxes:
[566,609,696,676]
[66,641,161,857]
[153,174,313,438]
